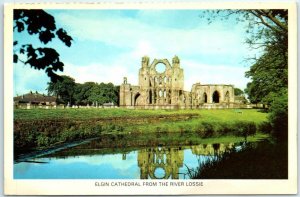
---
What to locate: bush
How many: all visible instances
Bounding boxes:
[201,122,215,138]
[268,90,288,141]
[234,121,256,141]
[258,121,272,133]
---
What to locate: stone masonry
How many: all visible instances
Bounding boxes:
[120,56,236,109]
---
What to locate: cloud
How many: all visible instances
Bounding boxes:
[14,10,253,95]
[183,60,250,90]
[62,59,137,86]
[52,151,138,171]
[55,10,248,57]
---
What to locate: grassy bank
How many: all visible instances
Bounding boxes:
[14,108,269,153]
[14,108,267,122]
[188,140,287,179]
[43,133,268,158]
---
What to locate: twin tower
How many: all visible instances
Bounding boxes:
[120,56,235,109]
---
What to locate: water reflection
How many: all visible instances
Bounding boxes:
[136,143,235,179]
[191,143,235,155]
[14,139,238,179]
[138,147,183,179]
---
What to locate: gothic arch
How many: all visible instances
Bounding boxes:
[224,91,230,103]
[134,92,141,106]
[149,90,152,104]
[150,59,172,72]
[212,91,220,103]
[203,92,207,103]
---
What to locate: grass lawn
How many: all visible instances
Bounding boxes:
[14,108,267,123]
[14,108,270,151]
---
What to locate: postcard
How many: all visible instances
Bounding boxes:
[4,1,297,195]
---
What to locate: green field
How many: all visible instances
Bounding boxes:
[15,108,267,122]
[14,108,270,151]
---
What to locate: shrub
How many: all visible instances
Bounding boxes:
[201,122,215,138]
[258,121,272,133]
[234,121,256,141]
[268,90,288,141]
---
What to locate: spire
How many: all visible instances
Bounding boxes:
[142,56,149,68]
[172,55,180,67]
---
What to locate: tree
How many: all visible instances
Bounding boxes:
[13,9,73,82]
[47,76,120,106]
[268,89,288,140]
[242,10,288,139]
[47,75,76,105]
[73,82,96,105]
[88,82,119,105]
[237,10,288,105]
[203,10,288,139]
[234,88,244,96]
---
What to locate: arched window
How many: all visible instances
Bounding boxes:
[149,90,152,104]
[134,93,141,106]
[159,90,163,97]
[203,92,207,103]
[212,91,220,103]
[159,77,162,85]
[225,91,230,102]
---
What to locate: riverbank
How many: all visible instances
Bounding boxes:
[189,140,288,179]
[14,108,270,155]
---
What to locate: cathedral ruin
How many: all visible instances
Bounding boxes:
[120,56,236,109]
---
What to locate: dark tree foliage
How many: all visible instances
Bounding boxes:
[203,10,288,139]
[234,88,244,96]
[241,10,288,140]
[47,75,76,105]
[13,9,73,82]
[88,82,119,105]
[268,89,288,140]
[73,82,97,105]
[243,10,288,106]
[47,77,120,106]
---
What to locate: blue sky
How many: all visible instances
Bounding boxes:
[13,9,256,96]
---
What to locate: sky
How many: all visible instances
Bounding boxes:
[13,9,256,96]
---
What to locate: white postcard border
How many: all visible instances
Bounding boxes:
[4,2,297,195]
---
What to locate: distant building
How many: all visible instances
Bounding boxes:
[234,95,247,104]
[102,102,115,108]
[14,91,57,106]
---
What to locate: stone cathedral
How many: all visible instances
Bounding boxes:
[120,56,236,109]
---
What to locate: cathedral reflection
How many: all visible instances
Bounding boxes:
[138,147,184,179]
[136,143,234,179]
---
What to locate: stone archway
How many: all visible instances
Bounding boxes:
[149,90,152,104]
[212,91,220,103]
[203,92,207,103]
[224,91,230,103]
[134,93,141,106]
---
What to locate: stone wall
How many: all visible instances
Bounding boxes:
[119,56,237,109]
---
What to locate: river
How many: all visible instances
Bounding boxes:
[14,135,245,179]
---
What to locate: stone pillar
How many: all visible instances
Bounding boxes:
[156,89,159,104]
[151,89,154,105]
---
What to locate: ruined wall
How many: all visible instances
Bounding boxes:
[137,147,184,179]
[191,83,235,106]
[120,56,185,107]
[119,56,235,109]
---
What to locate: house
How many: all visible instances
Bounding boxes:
[14,91,57,108]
